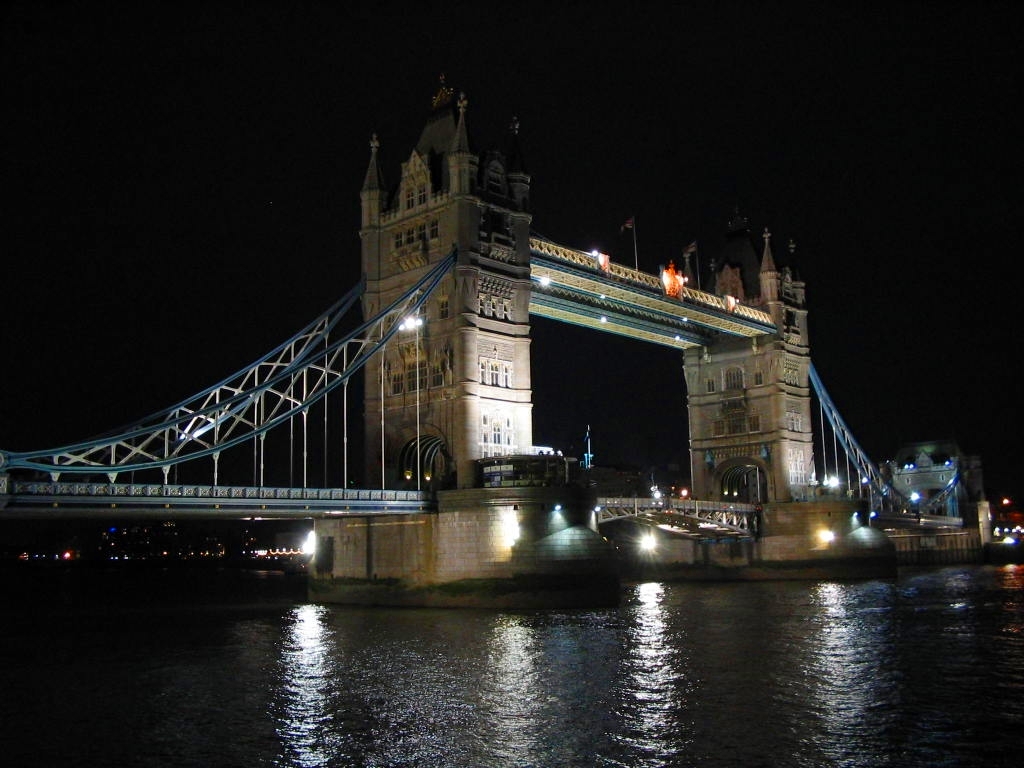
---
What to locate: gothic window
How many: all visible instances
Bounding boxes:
[429,219,439,239]
[706,378,717,394]
[405,228,415,245]
[394,232,403,250]
[748,414,760,432]
[391,372,403,396]
[405,359,426,392]
[417,185,426,205]
[727,414,746,434]
[417,222,426,243]
[438,295,449,319]
[713,419,725,436]
[725,367,744,391]
[788,448,807,486]
[405,188,414,209]
[430,361,443,388]
[754,371,764,386]
[501,298,512,319]
[479,413,510,457]
[786,410,803,432]
[478,355,512,388]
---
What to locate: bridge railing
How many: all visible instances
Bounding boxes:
[7,479,431,504]
[596,496,757,534]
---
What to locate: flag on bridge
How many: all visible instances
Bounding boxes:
[620,216,634,233]
[684,240,697,254]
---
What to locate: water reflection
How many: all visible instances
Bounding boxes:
[614,581,692,766]
[276,603,337,766]
[803,581,899,766]
[477,616,543,764]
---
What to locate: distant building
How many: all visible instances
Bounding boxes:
[882,439,984,523]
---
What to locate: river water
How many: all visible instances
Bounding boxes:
[2,564,1021,767]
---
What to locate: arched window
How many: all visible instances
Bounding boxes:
[725,367,744,391]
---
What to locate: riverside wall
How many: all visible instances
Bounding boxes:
[307,486,620,608]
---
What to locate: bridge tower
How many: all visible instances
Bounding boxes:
[359,80,533,490]
[683,212,814,503]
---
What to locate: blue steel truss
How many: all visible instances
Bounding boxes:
[2,238,951,523]
[0,249,457,478]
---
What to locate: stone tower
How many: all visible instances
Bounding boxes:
[683,211,814,503]
[359,80,534,490]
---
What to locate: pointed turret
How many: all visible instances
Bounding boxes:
[503,116,530,211]
[759,227,782,326]
[449,91,471,155]
[683,250,697,288]
[760,226,777,274]
[360,133,386,230]
[446,92,477,195]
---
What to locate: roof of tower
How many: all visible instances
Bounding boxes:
[718,206,763,299]
[415,74,469,157]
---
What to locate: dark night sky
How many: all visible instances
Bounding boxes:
[2,2,1022,500]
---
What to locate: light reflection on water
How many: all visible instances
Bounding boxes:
[3,565,1023,767]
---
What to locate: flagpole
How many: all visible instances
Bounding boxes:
[632,217,639,271]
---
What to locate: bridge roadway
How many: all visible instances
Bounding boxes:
[0,479,756,540]
[526,237,775,350]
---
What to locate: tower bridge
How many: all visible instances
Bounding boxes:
[0,81,986,604]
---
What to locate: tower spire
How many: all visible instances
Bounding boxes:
[760,226,777,273]
[450,92,471,154]
[361,133,384,193]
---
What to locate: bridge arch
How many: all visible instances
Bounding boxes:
[398,433,453,491]
[714,457,770,504]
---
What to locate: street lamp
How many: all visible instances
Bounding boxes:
[400,315,424,490]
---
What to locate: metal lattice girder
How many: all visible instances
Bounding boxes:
[1,249,457,478]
